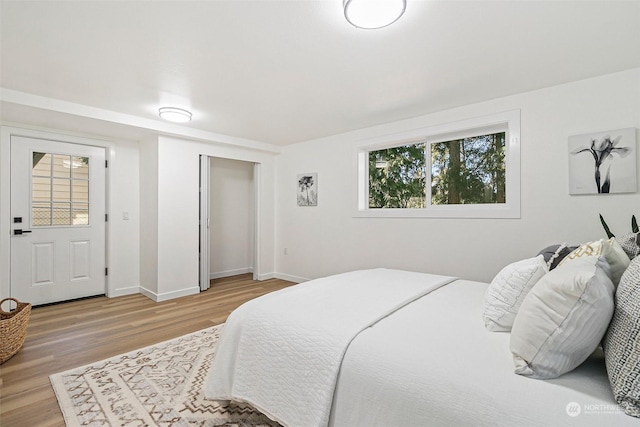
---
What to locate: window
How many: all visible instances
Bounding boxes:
[32,152,90,226]
[369,142,426,208]
[429,132,505,205]
[356,110,520,218]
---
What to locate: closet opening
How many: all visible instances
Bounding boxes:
[200,156,258,291]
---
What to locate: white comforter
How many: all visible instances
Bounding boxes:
[329,279,636,426]
[204,268,456,427]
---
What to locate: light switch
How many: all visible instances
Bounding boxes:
[122,212,129,220]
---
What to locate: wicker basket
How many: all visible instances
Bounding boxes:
[0,298,31,364]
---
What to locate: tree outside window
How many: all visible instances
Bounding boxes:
[431,132,505,205]
[368,143,426,208]
[367,132,506,208]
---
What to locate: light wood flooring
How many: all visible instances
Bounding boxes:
[0,274,295,427]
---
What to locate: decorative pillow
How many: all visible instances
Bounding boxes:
[603,256,640,417]
[482,255,548,332]
[617,232,640,260]
[537,243,577,270]
[559,238,630,286]
[510,256,614,379]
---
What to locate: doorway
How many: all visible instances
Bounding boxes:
[200,156,257,291]
[10,136,106,305]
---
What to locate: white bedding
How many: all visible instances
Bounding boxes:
[329,279,636,426]
[204,269,455,427]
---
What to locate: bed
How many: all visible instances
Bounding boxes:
[204,253,640,426]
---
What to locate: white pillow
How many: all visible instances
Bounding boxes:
[558,237,630,286]
[510,256,615,379]
[482,255,548,332]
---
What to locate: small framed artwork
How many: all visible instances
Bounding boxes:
[568,128,636,195]
[297,173,318,206]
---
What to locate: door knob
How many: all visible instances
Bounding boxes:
[13,229,33,235]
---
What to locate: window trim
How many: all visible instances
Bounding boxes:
[355,110,520,219]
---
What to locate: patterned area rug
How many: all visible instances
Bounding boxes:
[50,324,280,426]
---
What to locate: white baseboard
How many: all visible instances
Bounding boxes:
[108,285,140,298]
[210,267,253,280]
[273,272,309,284]
[255,272,275,280]
[253,272,309,283]
[138,286,156,301]
[139,285,200,302]
[133,271,308,302]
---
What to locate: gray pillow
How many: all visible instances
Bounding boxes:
[537,243,577,270]
[603,256,640,417]
[617,232,640,260]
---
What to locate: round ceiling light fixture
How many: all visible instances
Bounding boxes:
[158,107,192,123]
[343,0,406,29]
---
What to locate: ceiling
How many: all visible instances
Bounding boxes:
[1,1,639,147]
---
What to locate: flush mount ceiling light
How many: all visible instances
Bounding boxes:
[343,0,406,29]
[158,107,192,123]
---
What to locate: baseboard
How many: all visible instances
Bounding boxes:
[273,272,309,284]
[210,267,253,280]
[108,285,140,298]
[255,272,276,280]
[138,286,157,301]
[139,285,200,302]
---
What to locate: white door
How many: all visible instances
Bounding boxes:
[199,155,210,291]
[10,136,106,305]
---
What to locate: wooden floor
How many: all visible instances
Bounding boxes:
[0,274,294,427]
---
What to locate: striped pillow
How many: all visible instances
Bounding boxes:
[510,256,615,379]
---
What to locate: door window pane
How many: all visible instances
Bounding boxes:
[52,178,71,202]
[72,204,89,225]
[72,157,89,179]
[32,152,51,176]
[32,177,51,202]
[53,154,71,178]
[72,180,89,202]
[32,203,51,226]
[32,151,90,227]
[52,203,71,225]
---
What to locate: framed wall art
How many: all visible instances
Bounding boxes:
[568,128,636,195]
[297,173,318,206]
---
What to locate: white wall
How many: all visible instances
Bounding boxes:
[139,135,277,301]
[107,138,141,296]
[275,68,640,283]
[209,157,254,279]
[154,136,201,300]
[138,138,159,297]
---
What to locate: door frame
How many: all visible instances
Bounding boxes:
[0,126,112,301]
[198,155,260,290]
[199,155,210,291]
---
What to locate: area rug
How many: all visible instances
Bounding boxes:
[50,324,280,426]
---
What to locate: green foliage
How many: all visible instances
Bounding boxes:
[599,214,615,239]
[367,132,506,209]
[369,144,426,208]
[430,132,506,205]
[599,214,640,238]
